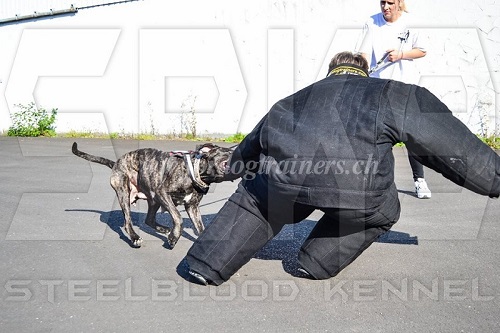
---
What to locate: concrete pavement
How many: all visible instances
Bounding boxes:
[1,137,499,332]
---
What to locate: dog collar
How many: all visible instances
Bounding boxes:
[183,153,210,194]
[170,150,210,193]
[327,64,369,77]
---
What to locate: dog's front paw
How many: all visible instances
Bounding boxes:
[167,233,179,249]
[132,237,143,248]
[193,226,204,236]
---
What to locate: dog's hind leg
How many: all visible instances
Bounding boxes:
[145,200,171,234]
[111,174,143,248]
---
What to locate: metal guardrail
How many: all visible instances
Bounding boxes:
[0,1,141,25]
[0,4,78,25]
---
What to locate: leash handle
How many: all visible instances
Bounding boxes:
[368,52,389,74]
[369,29,409,75]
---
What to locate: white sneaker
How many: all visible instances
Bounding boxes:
[415,178,431,199]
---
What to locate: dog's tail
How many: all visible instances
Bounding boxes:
[72,142,115,169]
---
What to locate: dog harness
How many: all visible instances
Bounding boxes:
[170,150,210,194]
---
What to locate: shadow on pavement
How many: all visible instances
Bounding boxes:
[67,208,418,279]
[254,221,418,277]
[65,208,201,249]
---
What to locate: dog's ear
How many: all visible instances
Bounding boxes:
[196,143,217,155]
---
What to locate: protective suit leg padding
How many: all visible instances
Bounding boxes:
[298,219,393,280]
[186,184,274,285]
[298,193,400,280]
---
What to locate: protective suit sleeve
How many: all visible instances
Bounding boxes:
[223,116,266,181]
[400,84,500,198]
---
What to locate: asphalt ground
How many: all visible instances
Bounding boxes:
[1,137,499,332]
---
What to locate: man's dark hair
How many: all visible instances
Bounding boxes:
[328,52,369,73]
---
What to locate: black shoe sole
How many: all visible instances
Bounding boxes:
[188,270,209,286]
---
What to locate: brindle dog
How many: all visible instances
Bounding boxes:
[72,142,232,248]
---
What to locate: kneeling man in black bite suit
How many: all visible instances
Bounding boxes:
[185,51,500,285]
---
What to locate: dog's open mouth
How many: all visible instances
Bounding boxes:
[218,159,229,174]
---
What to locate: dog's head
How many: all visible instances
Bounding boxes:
[195,143,233,183]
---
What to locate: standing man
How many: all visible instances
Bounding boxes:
[359,0,431,199]
[185,52,500,285]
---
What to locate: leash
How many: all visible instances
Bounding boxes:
[369,29,409,75]
[368,52,390,75]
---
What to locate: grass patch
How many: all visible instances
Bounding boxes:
[4,126,499,150]
[395,136,500,150]
[56,131,247,143]
[479,135,500,150]
[7,103,58,137]
[224,132,246,143]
